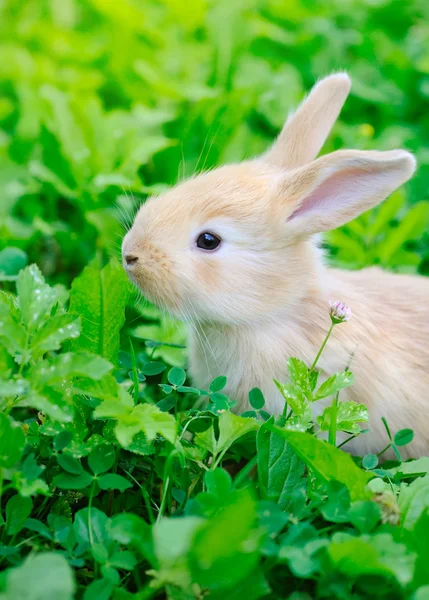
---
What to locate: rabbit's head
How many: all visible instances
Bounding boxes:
[122,73,416,325]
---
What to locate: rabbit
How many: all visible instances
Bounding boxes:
[122,72,429,458]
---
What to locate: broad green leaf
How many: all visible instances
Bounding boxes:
[168,367,186,387]
[349,501,381,533]
[0,247,27,279]
[314,371,354,401]
[6,495,33,535]
[109,550,137,570]
[217,411,259,454]
[73,508,109,546]
[0,414,25,467]
[153,517,204,588]
[53,471,93,490]
[69,260,130,364]
[109,513,153,561]
[257,420,305,511]
[189,488,261,590]
[398,474,429,529]
[141,361,166,376]
[394,428,414,446]
[209,376,227,392]
[57,454,83,475]
[267,428,373,500]
[88,444,116,475]
[362,454,379,470]
[4,553,75,600]
[98,474,132,492]
[83,579,114,600]
[317,401,368,435]
[16,265,59,331]
[327,532,416,586]
[249,387,265,410]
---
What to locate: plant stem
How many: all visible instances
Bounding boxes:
[377,443,392,457]
[328,391,340,445]
[129,337,140,405]
[310,322,335,372]
[88,480,96,546]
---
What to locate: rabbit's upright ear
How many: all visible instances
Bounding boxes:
[264,73,351,170]
[275,149,416,237]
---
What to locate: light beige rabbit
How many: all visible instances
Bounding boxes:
[122,73,428,457]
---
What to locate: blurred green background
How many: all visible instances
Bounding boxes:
[1,0,429,286]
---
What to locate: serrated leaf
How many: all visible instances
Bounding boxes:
[31,313,80,355]
[274,380,307,416]
[0,292,26,357]
[69,260,130,364]
[314,371,354,401]
[317,401,369,435]
[16,264,59,331]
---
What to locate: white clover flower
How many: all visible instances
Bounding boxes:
[329,300,352,324]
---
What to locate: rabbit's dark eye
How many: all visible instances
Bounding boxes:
[196,232,221,251]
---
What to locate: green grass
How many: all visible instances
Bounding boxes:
[1,0,429,598]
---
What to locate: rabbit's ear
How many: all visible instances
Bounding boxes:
[264,73,351,170]
[275,149,416,236]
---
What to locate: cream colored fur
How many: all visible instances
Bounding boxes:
[123,73,426,458]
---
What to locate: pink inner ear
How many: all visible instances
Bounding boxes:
[287,166,374,221]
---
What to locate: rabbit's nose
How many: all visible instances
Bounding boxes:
[124,254,138,266]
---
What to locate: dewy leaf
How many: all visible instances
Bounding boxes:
[4,552,75,600]
[32,352,112,385]
[16,264,59,331]
[314,371,354,401]
[0,413,25,468]
[30,313,81,355]
[69,260,130,364]
[257,419,305,511]
[267,428,373,501]
[287,357,311,397]
[274,380,307,416]
[0,292,26,357]
[317,401,369,435]
[96,399,177,448]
